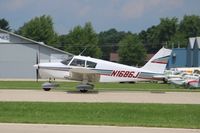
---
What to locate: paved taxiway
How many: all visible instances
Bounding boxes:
[0,89,200,104]
[1,90,200,132]
[1,123,200,133]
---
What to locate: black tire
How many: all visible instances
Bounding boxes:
[163,78,168,84]
[184,83,190,89]
[80,89,88,93]
[43,88,51,91]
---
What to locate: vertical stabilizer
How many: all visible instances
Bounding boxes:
[142,47,172,74]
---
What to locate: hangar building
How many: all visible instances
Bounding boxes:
[167,37,200,68]
[0,29,73,79]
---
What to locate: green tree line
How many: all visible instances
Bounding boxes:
[1,15,200,66]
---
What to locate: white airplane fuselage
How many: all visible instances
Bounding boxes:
[35,47,172,84]
[38,57,160,83]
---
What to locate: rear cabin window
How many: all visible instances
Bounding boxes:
[70,59,85,67]
[86,61,97,68]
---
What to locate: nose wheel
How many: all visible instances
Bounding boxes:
[42,79,59,91]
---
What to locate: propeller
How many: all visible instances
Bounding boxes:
[35,53,40,82]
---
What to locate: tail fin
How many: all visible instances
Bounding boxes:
[142,47,172,74]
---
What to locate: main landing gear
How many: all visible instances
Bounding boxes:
[42,78,94,93]
[76,83,94,93]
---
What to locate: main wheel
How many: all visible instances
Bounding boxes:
[163,78,168,84]
[80,89,88,93]
[76,84,94,93]
[43,88,51,91]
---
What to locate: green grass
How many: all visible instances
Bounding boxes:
[0,81,199,92]
[0,102,200,128]
[0,81,42,89]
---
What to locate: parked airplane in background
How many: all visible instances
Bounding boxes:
[34,47,171,92]
[165,67,200,75]
[164,67,200,88]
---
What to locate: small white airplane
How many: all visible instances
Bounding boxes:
[34,47,171,92]
[166,67,200,75]
[165,67,200,88]
[187,77,200,88]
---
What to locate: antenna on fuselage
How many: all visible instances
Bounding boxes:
[79,47,87,56]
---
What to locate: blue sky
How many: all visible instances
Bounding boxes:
[0,0,200,34]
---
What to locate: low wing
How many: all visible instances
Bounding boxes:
[67,67,100,82]
[70,67,97,74]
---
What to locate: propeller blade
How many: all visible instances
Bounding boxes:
[36,68,39,82]
[36,53,39,82]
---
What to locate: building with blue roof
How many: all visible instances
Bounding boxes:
[167,37,200,69]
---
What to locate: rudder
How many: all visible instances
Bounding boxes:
[141,47,172,74]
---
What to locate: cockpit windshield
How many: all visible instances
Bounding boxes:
[61,56,74,65]
[61,56,97,68]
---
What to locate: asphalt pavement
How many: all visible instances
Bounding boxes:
[0,123,200,133]
[0,89,200,104]
[1,89,200,132]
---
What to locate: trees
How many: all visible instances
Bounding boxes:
[17,15,58,46]
[139,26,160,53]
[139,15,200,52]
[0,18,11,31]
[139,17,178,52]
[168,15,200,48]
[118,35,146,66]
[63,22,101,58]
[158,17,178,43]
[179,15,200,38]
[98,28,131,60]
[10,14,200,62]
[168,31,188,48]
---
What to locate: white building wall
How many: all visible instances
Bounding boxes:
[0,29,72,79]
[0,44,37,78]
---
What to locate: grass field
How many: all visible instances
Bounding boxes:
[0,81,199,92]
[0,81,199,129]
[0,102,200,128]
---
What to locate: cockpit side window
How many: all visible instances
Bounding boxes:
[70,59,85,67]
[86,61,97,68]
[61,56,73,65]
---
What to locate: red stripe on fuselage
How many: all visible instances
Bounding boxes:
[151,61,167,64]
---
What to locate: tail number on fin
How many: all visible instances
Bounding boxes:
[111,70,139,78]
